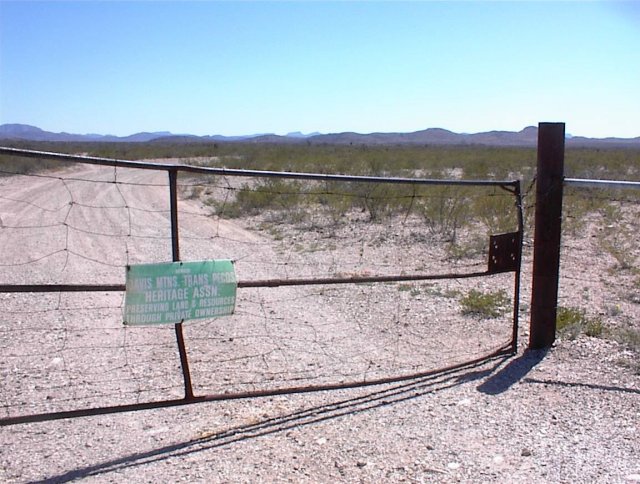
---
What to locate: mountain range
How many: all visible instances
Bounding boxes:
[1,123,639,148]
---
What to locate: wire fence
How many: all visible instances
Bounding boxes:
[0,150,522,424]
[558,178,640,364]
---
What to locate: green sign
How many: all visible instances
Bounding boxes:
[124,260,236,326]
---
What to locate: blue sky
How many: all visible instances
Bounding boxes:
[1,1,639,138]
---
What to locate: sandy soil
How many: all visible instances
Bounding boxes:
[0,162,638,483]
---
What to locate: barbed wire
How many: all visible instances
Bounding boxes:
[555,191,639,328]
[0,168,168,187]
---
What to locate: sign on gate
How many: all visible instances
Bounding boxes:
[124,260,236,325]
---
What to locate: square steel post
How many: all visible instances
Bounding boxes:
[529,122,565,349]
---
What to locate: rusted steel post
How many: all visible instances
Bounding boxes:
[529,122,565,349]
[168,169,194,400]
[169,169,181,262]
[511,180,524,354]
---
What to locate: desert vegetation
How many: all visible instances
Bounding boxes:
[2,140,639,368]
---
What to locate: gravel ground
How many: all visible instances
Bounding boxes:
[0,163,638,483]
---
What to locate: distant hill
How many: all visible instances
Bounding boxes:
[1,123,639,148]
[0,124,177,143]
[309,126,541,146]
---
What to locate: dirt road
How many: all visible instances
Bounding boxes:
[0,163,638,483]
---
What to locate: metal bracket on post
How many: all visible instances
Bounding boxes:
[168,169,195,400]
[488,229,523,354]
[488,232,521,274]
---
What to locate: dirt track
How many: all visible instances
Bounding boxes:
[1,163,639,483]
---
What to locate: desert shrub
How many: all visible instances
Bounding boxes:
[417,186,472,243]
[584,318,605,338]
[216,179,305,218]
[565,148,640,181]
[556,306,604,339]
[347,182,415,221]
[562,190,605,236]
[397,283,421,297]
[473,191,519,235]
[0,154,68,176]
[609,326,640,374]
[316,192,352,224]
[179,175,218,200]
[597,214,637,272]
[460,289,510,318]
[611,327,640,352]
[445,235,487,261]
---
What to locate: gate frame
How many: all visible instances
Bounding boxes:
[0,146,523,425]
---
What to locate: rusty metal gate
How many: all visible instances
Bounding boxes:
[0,147,523,426]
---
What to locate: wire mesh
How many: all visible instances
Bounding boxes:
[0,156,521,421]
[559,183,640,360]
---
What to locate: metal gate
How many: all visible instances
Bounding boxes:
[0,147,523,425]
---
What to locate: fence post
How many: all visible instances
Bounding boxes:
[169,168,195,400]
[529,122,565,349]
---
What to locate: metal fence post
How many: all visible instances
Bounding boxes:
[529,122,565,349]
[169,169,195,400]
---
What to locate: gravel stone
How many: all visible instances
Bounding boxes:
[0,163,638,483]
